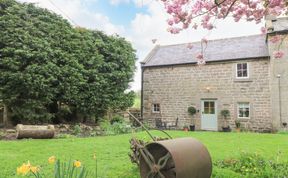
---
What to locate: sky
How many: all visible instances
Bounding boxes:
[18,0,264,91]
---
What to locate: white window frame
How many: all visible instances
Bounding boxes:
[152,103,160,113]
[236,63,249,79]
[237,102,250,119]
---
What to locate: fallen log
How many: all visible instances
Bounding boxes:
[16,124,55,139]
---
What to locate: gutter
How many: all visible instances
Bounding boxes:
[142,56,270,68]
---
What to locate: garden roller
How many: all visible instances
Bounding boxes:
[138,138,212,178]
[128,112,212,178]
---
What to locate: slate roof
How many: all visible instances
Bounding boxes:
[142,35,269,67]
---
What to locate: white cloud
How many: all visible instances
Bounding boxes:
[18,0,124,35]
[108,0,151,7]
[133,0,152,7]
[109,0,130,5]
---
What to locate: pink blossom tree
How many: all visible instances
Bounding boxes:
[161,0,288,60]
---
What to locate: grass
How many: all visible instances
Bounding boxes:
[0,131,287,178]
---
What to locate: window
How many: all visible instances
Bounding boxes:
[238,102,250,118]
[203,101,215,114]
[152,104,160,113]
[236,63,249,78]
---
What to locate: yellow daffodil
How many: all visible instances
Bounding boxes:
[16,161,31,175]
[73,160,81,168]
[48,156,56,164]
[93,153,96,160]
[30,166,39,173]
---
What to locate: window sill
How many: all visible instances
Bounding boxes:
[152,112,160,114]
[234,78,253,82]
[237,118,250,121]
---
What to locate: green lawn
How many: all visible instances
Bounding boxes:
[0,131,287,178]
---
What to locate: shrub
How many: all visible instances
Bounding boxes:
[220,110,230,119]
[187,106,197,116]
[100,119,132,135]
[72,125,82,136]
[99,120,115,135]
[111,122,132,134]
[215,152,288,177]
[110,115,124,124]
[278,130,288,135]
[235,120,241,128]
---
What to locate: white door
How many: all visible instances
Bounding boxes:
[201,100,217,130]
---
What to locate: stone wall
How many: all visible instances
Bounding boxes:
[142,58,272,132]
[267,18,288,131]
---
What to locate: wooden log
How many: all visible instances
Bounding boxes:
[16,124,55,139]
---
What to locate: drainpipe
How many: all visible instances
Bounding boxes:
[277,74,282,126]
[140,65,144,119]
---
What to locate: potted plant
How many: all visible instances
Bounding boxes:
[221,109,231,132]
[187,106,197,131]
[183,125,189,132]
[235,120,241,132]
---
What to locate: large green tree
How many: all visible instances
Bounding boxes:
[0,0,136,124]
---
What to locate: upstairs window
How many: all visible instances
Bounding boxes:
[152,104,160,113]
[236,63,249,78]
[238,102,250,118]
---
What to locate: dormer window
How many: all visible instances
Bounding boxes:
[236,63,249,78]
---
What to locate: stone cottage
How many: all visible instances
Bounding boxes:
[141,17,288,132]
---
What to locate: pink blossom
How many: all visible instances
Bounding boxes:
[192,23,198,29]
[182,23,189,29]
[167,19,174,26]
[162,0,287,34]
[269,35,282,43]
[173,16,181,24]
[273,51,284,59]
[196,53,204,60]
[187,43,193,49]
[201,38,208,44]
[260,27,267,34]
[167,27,181,34]
[206,23,214,30]
[269,0,282,8]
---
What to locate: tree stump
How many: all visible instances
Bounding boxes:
[16,124,55,139]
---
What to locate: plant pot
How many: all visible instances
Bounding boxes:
[222,126,231,132]
[189,125,195,131]
[235,128,241,132]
